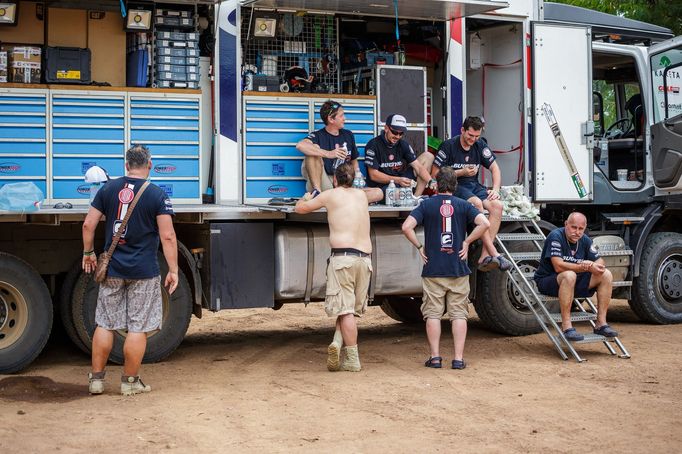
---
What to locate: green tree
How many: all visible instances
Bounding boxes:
[552,0,682,35]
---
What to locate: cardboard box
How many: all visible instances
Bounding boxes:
[10,46,42,83]
[0,51,7,83]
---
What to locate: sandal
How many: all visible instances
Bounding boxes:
[593,324,619,338]
[424,356,443,368]
[477,255,499,272]
[451,359,466,370]
[562,327,584,342]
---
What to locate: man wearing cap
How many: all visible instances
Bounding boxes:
[431,116,511,272]
[365,114,435,200]
[296,100,360,197]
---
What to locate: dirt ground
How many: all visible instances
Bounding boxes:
[1,299,681,453]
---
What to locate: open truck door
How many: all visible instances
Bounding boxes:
[532,23,593,202]
[649,36,682,193]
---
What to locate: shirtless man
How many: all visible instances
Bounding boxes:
[295,162,383,372]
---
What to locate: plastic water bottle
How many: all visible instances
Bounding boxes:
[333,142,348,169]
[385,180,397,206]
[353,171,366,189]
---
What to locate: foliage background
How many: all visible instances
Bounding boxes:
[551,0,682,35]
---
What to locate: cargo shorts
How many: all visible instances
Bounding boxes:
[95,276,162,333]
[324,255,372,317]
[301,161,334,192]
[421,276,470,320]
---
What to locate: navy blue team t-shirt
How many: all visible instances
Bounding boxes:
[91,176,175,279]
[364,132,417,187]
[433,136,495,185]
[409,194,481,278]
[534,227,600,280]
[305,127,358,175]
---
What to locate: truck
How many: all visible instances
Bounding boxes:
[1,0,681,373]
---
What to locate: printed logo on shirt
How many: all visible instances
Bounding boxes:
[441,232,454,248]
[483,147,492,159]
[118,187,135,204]
[439,203,454,218]
[465,156,470,162]
[388,154,394,161]
[551,241,561,248]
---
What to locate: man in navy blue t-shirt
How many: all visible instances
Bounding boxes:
[402,167,490,370]
[365,114,434,199]
[432,116,509,272]
[82,144,178,396]
[534,212,618,341]
[296,100,360,197]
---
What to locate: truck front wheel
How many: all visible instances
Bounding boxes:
[379,296,423,323]
[631,232,682,324]
[0,253,53,374]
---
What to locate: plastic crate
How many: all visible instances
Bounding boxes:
[155,47,199,58]
[156,63,198,74]
[155,55,199,66]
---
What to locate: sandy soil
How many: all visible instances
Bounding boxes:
[1,299,681,453]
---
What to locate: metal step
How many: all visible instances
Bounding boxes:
[502,215,538,222]
[539,294,559,302]
[613,280,633,288]
[597,249,633,257]
[497,233,545,242]
[574,333,615,344]
[509,251,541,261]
[544,312,597,322]
[601,213,645,224]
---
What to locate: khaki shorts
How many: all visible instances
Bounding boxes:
[301,160,334,192]
[325,255,372,317]
[95,276,162,333]
[421,276,470,320]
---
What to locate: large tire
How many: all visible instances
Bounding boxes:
[71,255,193,364]
[379,296,423,323]
[630,232,682,324]
[59,259,90,355]
[0,253,53,374]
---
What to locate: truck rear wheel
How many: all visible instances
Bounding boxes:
[474,250,557,336]
[379,296,423,323]
[70,255,193,364]
[0,253,53,374]
[631,232,682,324]
[59,260,90,355]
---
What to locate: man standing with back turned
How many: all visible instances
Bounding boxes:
[82,144,178,395]
[295,163,383,372]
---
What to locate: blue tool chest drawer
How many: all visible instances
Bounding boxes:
[50,92,126,200]
[0,91,48,198]
[130,95,201,202]
[243,96,376,202]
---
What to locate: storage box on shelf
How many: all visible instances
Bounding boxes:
[152,6,199,91]
[0,90,48,198]
[242,96,376,203]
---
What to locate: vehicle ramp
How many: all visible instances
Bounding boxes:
[495,216,631,362]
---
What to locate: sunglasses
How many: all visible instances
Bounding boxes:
[389,128,405,137]
[53,202,73,209]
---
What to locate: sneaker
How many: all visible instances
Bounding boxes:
[120,376,151,396]
[495,255,513,271]
[340,345,362,372]
[477,255,499,272]
[327,340,341,372]
[88,372,105,395]
[562,327,584,342]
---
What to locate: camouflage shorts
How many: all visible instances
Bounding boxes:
[95,276,162,333]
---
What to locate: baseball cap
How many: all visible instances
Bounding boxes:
[386,114,408,132]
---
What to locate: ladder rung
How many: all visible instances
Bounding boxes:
[509,251,541,261]
[597,249,633,257]
[574,333,616,344]
[502,215,537,222]
[497,233,545,241]
[539,294,559,302]
[544,312,597,322]
[612,280,632,288]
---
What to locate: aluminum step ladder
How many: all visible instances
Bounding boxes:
[495,216,631,362]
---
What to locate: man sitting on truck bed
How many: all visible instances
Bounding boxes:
[533,212,619,342]
[432,116,511,272]
[294,163,383,372]
[297,100,360,198]
[365,113,435,199]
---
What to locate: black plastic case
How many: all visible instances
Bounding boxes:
[44,47,91,84]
